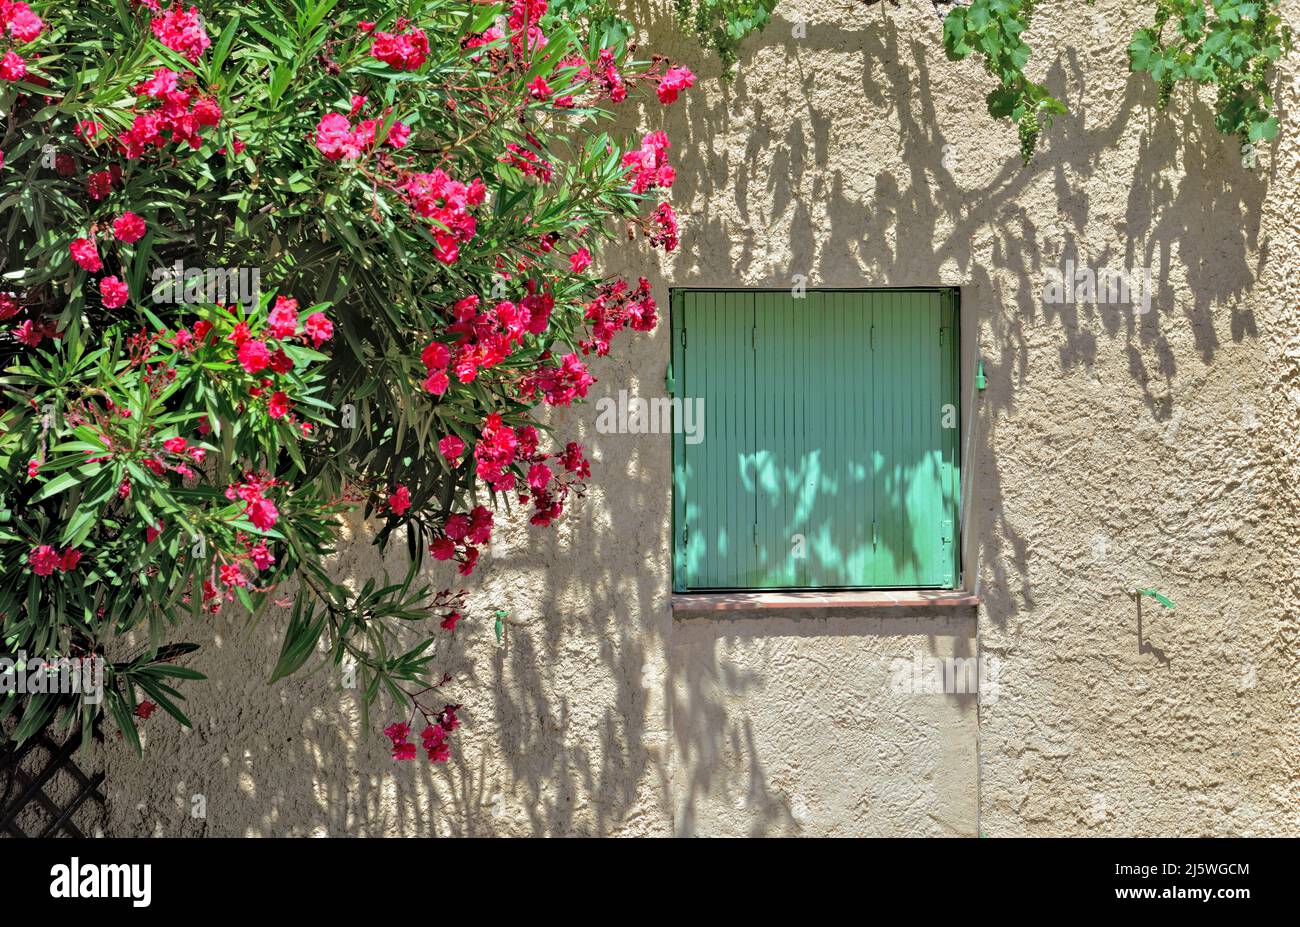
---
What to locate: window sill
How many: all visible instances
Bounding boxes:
[671,590,981,615]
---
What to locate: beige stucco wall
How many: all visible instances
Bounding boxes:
[99,0,1299,836]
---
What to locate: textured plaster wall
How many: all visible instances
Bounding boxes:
[100,0,1298,836]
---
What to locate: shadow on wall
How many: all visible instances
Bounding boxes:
[621,1,1278,834]
[105,2,1279,836]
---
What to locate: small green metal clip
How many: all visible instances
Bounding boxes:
[493,609,507,644]
[975,359,987,391]
[1137,588,1175,609]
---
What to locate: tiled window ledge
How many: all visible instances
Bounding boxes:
[671,590,981,614]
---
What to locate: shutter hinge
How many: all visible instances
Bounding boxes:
[870,324,875,350]
[682,525,689,546]
[752,324,757,351]
[872,519,878,548]
[753,521,759,548]
[680,327,687,349]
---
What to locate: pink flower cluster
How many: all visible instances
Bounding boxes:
[227,297,333,383]
[648,201,680,252]
[623,131,675,194]
[401,169,486,264]
[117,66,222,158]
[369,22,429,71]
[314,98,411,162]
[29,545,81,577]
[150,4,211,63]
[518,351,595,407]
[580,277,659,355]
[430,503,493,576]
[657,65,695,104]
[60,211,156,318]
[507,0,548,59]
[384,703,460,763]
[0,1,46,83]
[225,472,280,532]
[517,439,589,527]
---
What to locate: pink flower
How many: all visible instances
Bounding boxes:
[135,700,158,720]
[383,721,411,744]
[162,437,187,453]
[649,201,679,252]
[440,610,461,631]
[99,276,129,309]
[29,545,60,576]
[370,28,429,71]
[527,462,552,491]
[569,248,592,273]
[250,541,275,571]
[421,340,450,370]
[388,484,411,516]
[527,76,552,101]
[69,237,102,272]
[238,339,271,374]
[267,391,291,419]
[267,297,299,339]
[314,112,356,161]
[656,66,695,104]
[385,120,411,148]
[438,434,465,461]
[246,496,278,531]
[220,563,247,588]
[139,67,179,99]
[58,548,81,572]
[193,96,221,126]
[7,5,45,43]
[392,741,418,760]
[623,131,674,194]
[112,212,147,244]
[151,4,211,63]
[87,170,114,200]
[304,312,333,348]
[444,514,470,542]
[423,369,450,396]
[0,51,26,82]
[430,537,456,560]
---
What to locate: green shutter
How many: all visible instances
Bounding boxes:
[672,289,960,592]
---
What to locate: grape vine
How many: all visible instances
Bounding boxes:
[672,0,779,73]
[941,0,1066,164]
[1129,0,1293,157]
[668,0,1294,168]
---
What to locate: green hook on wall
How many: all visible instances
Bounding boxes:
[1136,588,1175,610]
[493,609,507,644]
[975,358,987,391]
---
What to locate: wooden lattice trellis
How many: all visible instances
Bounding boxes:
[0,721,105,838]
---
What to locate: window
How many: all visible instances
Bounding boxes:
[671,289,961,592]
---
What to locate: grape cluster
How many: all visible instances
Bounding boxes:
[1157,75,1176,110]
[1018,109,1040,164]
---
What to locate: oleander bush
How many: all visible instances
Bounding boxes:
[0,0,693,760]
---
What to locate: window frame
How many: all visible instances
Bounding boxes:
[669,286,963,594]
